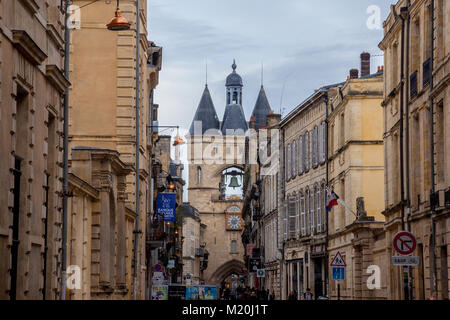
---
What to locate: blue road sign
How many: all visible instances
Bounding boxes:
[332,266,345,281]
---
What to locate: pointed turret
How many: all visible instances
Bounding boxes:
[221,103,248,135]
[251,86,271,130]
[189,85,220,135]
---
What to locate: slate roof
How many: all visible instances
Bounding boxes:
[189,85,220,135]
[221,103,248,135]
[251,86,271,130]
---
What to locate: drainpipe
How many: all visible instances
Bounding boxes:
[43,174,50,300]
[429,0,438,299]
[399,6,408,300]
[324,93,329,297]
[278,127,285,300]
[61,0,71,300]
[133,0,142,301]
[404,2,414,300]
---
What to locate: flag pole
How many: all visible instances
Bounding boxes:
[325,186,358,218]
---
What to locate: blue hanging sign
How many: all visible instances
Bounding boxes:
[156,193,176,222]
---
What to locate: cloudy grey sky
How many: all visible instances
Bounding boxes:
[147,0,393,135]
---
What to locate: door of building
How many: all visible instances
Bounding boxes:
[314,258,323,298]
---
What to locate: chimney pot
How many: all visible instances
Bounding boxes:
[361,52,371,76]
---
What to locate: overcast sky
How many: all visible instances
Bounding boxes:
[147,0,393,136]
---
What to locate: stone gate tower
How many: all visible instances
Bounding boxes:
[187,62,250,286]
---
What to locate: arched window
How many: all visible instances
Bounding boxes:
[197,167,202,184]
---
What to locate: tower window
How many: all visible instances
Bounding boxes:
[197,167,202,184]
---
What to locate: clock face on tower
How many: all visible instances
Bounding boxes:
[227,215,242,230]
[225,206,242,230]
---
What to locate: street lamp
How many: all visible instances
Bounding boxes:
[107,0,131,31]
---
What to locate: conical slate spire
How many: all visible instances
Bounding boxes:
[189,85,220,135]
[251,86,271,130]
[221,103,248,135]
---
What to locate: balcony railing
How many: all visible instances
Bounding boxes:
[410,70,418,99]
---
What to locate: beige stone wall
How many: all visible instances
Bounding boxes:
[68,0,158,299]
[0,0,67,299]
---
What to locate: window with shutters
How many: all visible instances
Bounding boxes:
[289,196,296,239]
[283,204,288,241]
[312,126,318,168]
[317,186,322,233]
[300,192,306,236]
[287,144,291,180]
[292,140,297,178]
[310,189,315,234]
[296,197,300,236]
[319,122,326,164]
[298,136,303,175]
[305,189,310,235]
[304,132,310,172]
[285,146,289,181]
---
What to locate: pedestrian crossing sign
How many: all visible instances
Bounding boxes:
[330,252,346,267]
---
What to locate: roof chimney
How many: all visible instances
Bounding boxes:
[350,68,359,79]
[360,52,371,76]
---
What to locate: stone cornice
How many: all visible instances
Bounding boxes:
[46,64,70,94]
[19,0,39,15]
[12,30,47,65]
[68,173,99,200]
[46,23,64,50]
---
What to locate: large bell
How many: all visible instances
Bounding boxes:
[228,176,240,189]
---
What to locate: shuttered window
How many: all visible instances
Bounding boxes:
[298,136,303,175]
[285,146,289,181]
[304,132,310,171]
[287,144,291,180]
[317,186,322,233]
[292,140,297,178]
[289,197,296,239]
[300,193,306,236]
[283,204,288,240]
[319,122,326,164]
[305,190,310,235]
[312,126,318,168]
[310,190,315,234]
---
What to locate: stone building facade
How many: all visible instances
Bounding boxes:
[66,0,161,299]
[66,147,134,300]
[279,84,331,300]
[327,64,386,300]
[0,0,69,299]
[379,0,450,300]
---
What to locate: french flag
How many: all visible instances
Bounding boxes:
[326,188,339,212]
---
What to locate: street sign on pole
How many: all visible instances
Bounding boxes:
[392,256,420,266]
[393,231,416,255]
[330,252,346,301]
[330,251,346,267]
[332,267,345,281]
[257,269,265,278]
[248,258,261,273]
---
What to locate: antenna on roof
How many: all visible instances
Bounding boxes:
[205,58,208,87]
[261,62,264,87]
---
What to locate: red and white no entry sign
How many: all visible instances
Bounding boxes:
[393,231,416,255]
